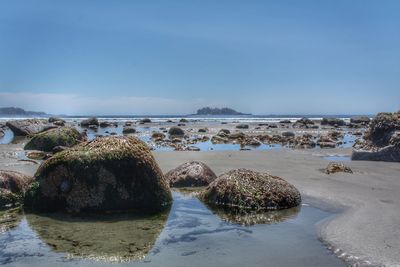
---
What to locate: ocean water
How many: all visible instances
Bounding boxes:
[0,191,345,267]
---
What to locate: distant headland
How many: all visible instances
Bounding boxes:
[195,107,251,116]
[0,107,48,116]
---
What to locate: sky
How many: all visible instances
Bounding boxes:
[0,0,399,115]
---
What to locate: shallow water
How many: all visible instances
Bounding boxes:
[0,191,345,267]
[323,156,351,161]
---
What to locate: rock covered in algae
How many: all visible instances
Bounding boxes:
[0,170,33,209]
[165,161,217,187]
[24,127,84,152]
[24,136,172,213]
[201,169,301,211]
[325,162,353,174]
[26,210,169,262]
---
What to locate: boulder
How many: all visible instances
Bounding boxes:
[99,121,117,128]
[139,118,151,124]
[24,136,172,213]
[179,118,189,123]
[325,162,353,174]
[350,116,371,124]
[201,169,301,211]
[352,112,400,162]
[1,170,33,208]
[6,119,56,136]
[80,117,99,127]
[24,127,84,152]
[48,117,65,124]
[279,120,291,124]
[168,127,185,136]
[165,161,217,187]
[236,124,249,129]
[198,128,207,133]
[321,118,345,126]
[282,131,295,138]
[122,126,136,134]
[152,132,166,140]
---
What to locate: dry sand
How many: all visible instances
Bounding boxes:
[1,142,399,266]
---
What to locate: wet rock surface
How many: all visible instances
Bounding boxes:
[24,136,172,213]
[0,170,33,208]
[165,161,217,187]
[201,169,301,211]
[24,127,84,152]
[6,119,57,136]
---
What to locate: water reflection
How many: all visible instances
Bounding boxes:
[207,205,301,226]
[0,208,23,233]
[25,209,170,262]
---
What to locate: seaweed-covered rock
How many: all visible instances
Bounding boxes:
[201,169,301,211]
[24,127,84,152]
[80,117,99,127]
[325,162,353,174]
[122,126,136,134]
[165,161,217,187]
[236,124,249,129]
[168,126,184,136]
[24,136,172,213]
[0,170,33,208]
[350,116,370,124]
[352,112,400,162]
[139,118,151,124]
[6,119,56,136]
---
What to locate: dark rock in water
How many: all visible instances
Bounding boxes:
[6,119,57,136]
[179,118,189,123]
[24,127,84,152]
[152,132,166,140]
[48,117,65,123]
[236,124,249,129]
[177,123,186,127]
[218,129,230,136]
[26,151,48,160]
[140,118,151,124]
[350,116,371,124]
[352,112,400,162]
[321,118,345,126]
[24,136,172,213]
[185,146,201,151]
[165,161,217,187]
[99,121,116,128]
[0,170,33,208]
[319,142,336,148]
[279,120,291,124]
[268,124,278,128]
[294,118,314,128]
[168,126,184,136]
[80,117,99,127]
[122,126,136,134]
[201,169,301,211]
[325,162,353,174]
[198,128,207,133]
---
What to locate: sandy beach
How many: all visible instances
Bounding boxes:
[1,137,399,266]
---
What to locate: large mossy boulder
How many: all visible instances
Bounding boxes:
[168,126,184,136]
[0,170,33,209]
[24,127,84,152]
[352,112,400,162]
[165,161,217,187]
[24,136,172,213]
[201,169,301,211]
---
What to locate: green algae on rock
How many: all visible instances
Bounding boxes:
[24,136,172,213]
[0,170,33,209]
[0,207,23,233]
[201,169,301,211]
[26,210,169,262]
[24,127,84,152]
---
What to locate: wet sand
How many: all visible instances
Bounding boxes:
[1,140,399,266]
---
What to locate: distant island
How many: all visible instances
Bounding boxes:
[196,107,251,115]
[0,107,48,116]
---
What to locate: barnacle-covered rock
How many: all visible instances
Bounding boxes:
[24,127,84,152]
[165,161,217,187]
[0,170,33,209]
[24,136,172,213]
[201,169,301,211]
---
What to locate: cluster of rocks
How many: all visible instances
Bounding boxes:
[352,112,400,162]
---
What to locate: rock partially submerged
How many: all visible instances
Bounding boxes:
[321,118,345,126]
[165,161,217,187]
[0,170,33,208]
[6,119,56,136]
[325,162,353,174]
[168,126,184,136]
[201,169,301,211]
[24,136,172,213]
[352,112,400,162]
[80,117,99,127]
[24,127,84,152]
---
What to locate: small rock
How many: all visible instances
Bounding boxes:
[325,162,353,174]
[165,161,217,187]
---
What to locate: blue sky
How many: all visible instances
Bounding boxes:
[0,0,399,115]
